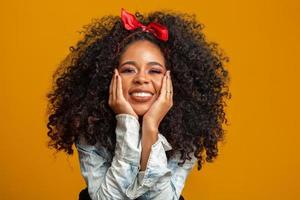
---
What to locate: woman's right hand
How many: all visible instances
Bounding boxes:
[108,68,138,120]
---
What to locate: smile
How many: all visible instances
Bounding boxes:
[131,92,152,97]
[130,92,153,102]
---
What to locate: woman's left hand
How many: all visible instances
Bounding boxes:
[142,70,173,131]
[139,70,173,171]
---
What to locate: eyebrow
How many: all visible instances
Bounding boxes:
[119,60,165,69]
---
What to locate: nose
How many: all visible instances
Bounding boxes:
[133,71,150,85]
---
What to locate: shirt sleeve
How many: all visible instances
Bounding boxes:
[75,113,142,200]
[148,152,197,199]
[125,133,197,199]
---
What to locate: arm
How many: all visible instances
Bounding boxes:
[146,150,197,199]
[76,113,142,200]
[126,133,197,199]
[139,126,158,171]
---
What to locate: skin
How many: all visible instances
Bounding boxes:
[118,40,167,118]
[108,40,173,170]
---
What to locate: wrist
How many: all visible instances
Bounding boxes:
[142,123,158,134]
[142,117,159,131]
[142,124,158,142]
[130,113,139,120]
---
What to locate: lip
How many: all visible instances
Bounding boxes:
[129,88,154,95]
[129,89,154,103]
[130,94,153,103]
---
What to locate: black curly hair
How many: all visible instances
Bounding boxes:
[46,9,231,171]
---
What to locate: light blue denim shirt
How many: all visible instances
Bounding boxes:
[75,114,197,200]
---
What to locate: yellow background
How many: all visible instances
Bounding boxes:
[1,0,299,199]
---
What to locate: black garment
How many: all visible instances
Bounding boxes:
[79,187,185,200]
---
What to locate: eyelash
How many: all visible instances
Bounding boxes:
[121,68,162,74]
[150,70,162,74]
[121,68,134,73]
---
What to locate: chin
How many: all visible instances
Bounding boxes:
[134,108,148,117]
[132,105,151,117]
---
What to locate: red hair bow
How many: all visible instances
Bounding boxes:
[121,8,169,42]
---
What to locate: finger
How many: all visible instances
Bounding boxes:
[112,68,117,101]
[169,71,173,105]
[166,71,171,99]
[116,69,123,99]
[159,71,167,100]
[169,71,173,93]
[109,70,114,103]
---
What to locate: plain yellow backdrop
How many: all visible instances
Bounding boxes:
[1,0,299,199]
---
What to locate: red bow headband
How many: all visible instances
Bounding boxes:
[121,8,169,42]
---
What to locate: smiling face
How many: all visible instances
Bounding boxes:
[117,40,167,116]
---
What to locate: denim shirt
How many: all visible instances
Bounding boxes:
[75,114,197,200]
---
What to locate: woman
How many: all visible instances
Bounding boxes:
[46,8,231,200]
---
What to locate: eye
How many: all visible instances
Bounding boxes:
[150,69,162,74]
[120,67,135,73]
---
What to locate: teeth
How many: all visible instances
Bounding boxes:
[131,92,152,97]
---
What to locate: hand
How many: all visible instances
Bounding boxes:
[108,69,138,119]
[142,70,173,130]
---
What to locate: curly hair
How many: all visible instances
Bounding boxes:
[46,9,231,171]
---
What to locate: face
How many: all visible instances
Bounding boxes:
[118,40,167,116]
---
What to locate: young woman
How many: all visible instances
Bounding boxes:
[46,8,231,200]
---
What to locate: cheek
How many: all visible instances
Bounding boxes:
[120,77,130,94]
[153,77,164,93]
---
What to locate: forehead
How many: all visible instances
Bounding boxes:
[119,40,165,65]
